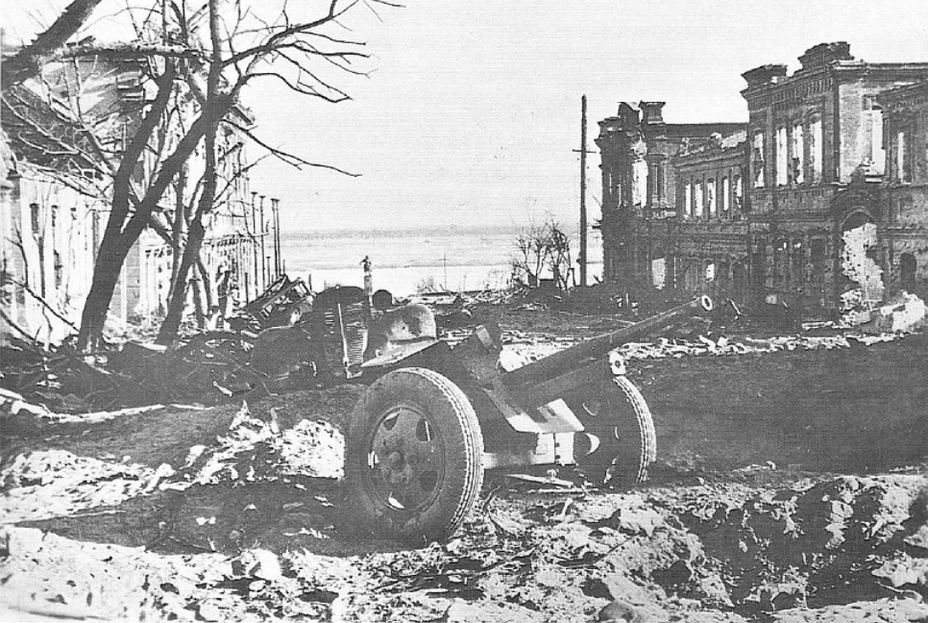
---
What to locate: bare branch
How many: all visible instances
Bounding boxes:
[225,119,360,176]
[221,0,360,69]
[273,49,356,95]
[244,70,350,102]
[11,279,79,330]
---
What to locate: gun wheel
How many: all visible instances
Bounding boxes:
[570,376,656,486]
[345,367,484,543]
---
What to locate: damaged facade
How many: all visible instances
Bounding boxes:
[597,42,928,319]
[0,46,282,343]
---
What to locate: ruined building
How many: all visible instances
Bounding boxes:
[0,46,281,343]
[597,43,928,319]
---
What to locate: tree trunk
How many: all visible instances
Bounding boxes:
[155,0,223,345]
[75,233,136,349]
[156,197,209,343]
[75,91,232,349]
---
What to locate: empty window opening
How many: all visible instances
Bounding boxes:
[721,177,730,215]
[809,116,823,182]
[694,180,703,216]
[791,121,804,184]
[752,131,765,188]
[776,125,789,186]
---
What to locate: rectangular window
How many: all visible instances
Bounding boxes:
[30,203,42,235]
[866,105,885,175]
[897,130,909,182]
[656,164,664,201]
[734,174,743,210]
[791,121,804,184]
[694,180,703,217]
[893,132,905,182]
[721,177,730,215]
[707,178,717,217]
[683,182,692,217]
[776,125,788,186]
[809,117,823,182]
[752,131,765,188]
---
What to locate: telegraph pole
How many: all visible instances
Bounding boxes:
[579,95,588,288]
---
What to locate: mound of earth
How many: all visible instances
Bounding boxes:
[1,328,926,621]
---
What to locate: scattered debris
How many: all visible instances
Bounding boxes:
[163,402,343,492]
[0,450,175,524]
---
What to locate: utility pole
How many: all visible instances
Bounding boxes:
[579,95,588,287]
[271,197,281,279]
[259,194,267,291]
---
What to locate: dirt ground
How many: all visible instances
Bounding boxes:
[1,309,927,622]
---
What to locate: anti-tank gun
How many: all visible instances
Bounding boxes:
[289,290,713,542]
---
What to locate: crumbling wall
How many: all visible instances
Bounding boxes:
[887,188,928,299]
[839,223,884,321]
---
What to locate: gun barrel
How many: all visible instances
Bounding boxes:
[502,296,713,391]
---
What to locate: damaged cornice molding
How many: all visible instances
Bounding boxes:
[58,42,205,61]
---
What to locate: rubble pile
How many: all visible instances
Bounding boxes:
[648,474,928,613]
[165,402,343,491]
[504,329,903,365]
[0,450,174,524]
[1,390,926,621]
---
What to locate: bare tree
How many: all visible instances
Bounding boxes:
[56,0,394,349]
[510,219,575,293]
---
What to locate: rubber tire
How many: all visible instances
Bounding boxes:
[345,367,484,543]
[570,375,657,486]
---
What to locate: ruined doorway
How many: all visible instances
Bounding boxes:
[732,260,748,305]
[805,238,828,317]
[899,252,917,293]
[838,211,883,320]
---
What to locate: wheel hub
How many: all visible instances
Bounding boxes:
[368,403,444,511]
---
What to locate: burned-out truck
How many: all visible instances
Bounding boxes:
[282,288,713,542]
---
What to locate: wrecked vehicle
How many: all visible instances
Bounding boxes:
[257,287,712,542]
[241,275,314,329]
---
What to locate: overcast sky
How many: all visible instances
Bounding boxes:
[3,0,926,233]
